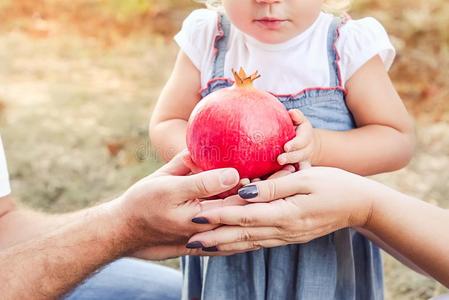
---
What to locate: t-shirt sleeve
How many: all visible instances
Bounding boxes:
[0,137,11,197]
[174,9,219,71]
[336,17,396,85]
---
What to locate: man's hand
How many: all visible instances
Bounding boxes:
[115,150,244,258]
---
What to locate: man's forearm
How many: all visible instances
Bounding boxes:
[365,187,449,287]
[0,201,134,299]
[0,204,86,250]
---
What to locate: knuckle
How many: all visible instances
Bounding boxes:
[290,151,303,162]
[267,180,277,201]
[195,176,210,196]
[239,215,255,227]
[241,230,253,241]
[284,231,298,242]
[291,140,302,150]
[278,218,290,230]
[251,241,262,248]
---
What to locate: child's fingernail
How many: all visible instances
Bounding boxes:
[278,156,286,165]
[240,178,251,186]
[238,185,258,199]
[192,217,209,224]
[284,165,296,172]
[186,241,204,249]
[202,246,218,252]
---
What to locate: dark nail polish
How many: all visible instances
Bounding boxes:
[186,241,204,249]
[238,185,258,199]
[192,217,209,224]
[202,246,218,252]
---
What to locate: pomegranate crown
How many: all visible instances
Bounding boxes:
[232,67,261,88]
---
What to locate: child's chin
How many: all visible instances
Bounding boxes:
[252,29,292,44]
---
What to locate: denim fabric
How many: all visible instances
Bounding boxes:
[182,15,384,300]
[65,258,182,300]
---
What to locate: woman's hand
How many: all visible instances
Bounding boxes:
[187,167,380,252]
[127,150,252,260]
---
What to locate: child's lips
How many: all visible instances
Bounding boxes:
[254,18,287,30]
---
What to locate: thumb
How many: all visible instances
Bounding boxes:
[288,109,306,126]
[175,168,240,200]
[237,171,312,202]
[155,149,191,177]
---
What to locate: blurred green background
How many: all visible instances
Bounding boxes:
[0,0,448,299]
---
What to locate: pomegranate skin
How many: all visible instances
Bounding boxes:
[187,84,296,179]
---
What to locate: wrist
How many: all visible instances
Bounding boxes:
[103,198,152,254]
[347,177,382,228]
[357,181,394,230]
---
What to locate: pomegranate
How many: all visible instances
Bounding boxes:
[187,68,296,179]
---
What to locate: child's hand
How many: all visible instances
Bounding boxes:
[277,109,316,169]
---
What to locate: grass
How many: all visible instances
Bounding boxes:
[0,32,174,212]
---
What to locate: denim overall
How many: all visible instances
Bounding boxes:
[181,15,384,300]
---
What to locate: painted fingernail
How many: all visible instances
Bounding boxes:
[238,185,258,199]
[186,241,204,249]
[192,217,209,224]
[202,246,218,252]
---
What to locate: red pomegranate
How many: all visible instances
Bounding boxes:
[187,68,296,179]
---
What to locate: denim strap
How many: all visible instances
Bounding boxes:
[327,17,343,87]
[212,14,231,78]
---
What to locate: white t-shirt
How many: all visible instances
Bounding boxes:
[175,9,395,94]
[0,136,11,197]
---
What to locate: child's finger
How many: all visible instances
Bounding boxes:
[284,136,310,152]
[240,178,251,186]
[295,119,313,139]
[288,109,307,126]
[278,149,311,165]
[299,161,312,170]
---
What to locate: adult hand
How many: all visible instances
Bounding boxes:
[133,159,296,258]
[186,167,379,252]
[114,150,251,259]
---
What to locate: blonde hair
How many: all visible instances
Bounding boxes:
[195,0,351,15]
